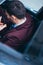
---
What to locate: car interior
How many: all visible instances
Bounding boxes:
[0,0,43,65]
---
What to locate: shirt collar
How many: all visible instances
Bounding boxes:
[14,17,26,28]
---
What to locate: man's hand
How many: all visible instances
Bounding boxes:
[0,16,7,31]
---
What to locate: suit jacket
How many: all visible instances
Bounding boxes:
[0,7,34,52]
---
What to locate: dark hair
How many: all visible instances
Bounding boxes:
[3,1,26,19]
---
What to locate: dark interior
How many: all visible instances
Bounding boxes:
[0,1,43,53]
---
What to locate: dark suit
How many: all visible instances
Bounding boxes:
[0,7,34,52]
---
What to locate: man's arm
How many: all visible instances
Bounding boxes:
[1,28,28,49]
[1,35,21,50]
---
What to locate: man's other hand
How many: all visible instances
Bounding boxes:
[0,16,7,31]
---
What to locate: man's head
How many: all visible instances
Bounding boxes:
[3,1,26,24]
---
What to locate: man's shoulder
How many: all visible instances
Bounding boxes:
[26,13,32,22]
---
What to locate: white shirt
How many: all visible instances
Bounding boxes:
[14,17,26,28]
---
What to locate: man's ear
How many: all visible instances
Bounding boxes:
[11,15,16,19]
[11,15,17,20]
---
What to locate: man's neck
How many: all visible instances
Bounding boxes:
[15,17,26,24]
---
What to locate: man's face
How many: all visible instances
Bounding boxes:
[5,11,17,24]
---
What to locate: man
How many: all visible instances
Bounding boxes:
[0,1,34,52]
